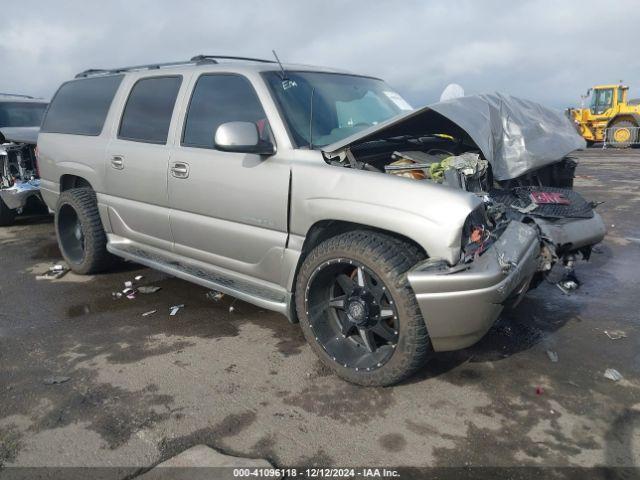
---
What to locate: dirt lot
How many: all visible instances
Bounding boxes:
[1,149,639,476]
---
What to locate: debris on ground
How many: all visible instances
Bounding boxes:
[546,350,559,363]
[36,264,70,280]
[123,287,136,300]
[205,290,225,302]
[142,310,157,317]
[124,280,133,289]
[169,304,184,316]
[535,386,544,395]
[137,286,162,294]
[134,275,144,281]
[604,368,623,382]
[43,375,70,385]
[603,330,627,340]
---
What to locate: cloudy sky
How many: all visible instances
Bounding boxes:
[1,0,638,109]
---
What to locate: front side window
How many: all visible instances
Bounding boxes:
[0,102,48,128]
[119,76,182,144]
[41,75,123,135]
[263,71,411,148]
[182,74,269,149]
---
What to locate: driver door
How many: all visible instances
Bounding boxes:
[167,73,290,285]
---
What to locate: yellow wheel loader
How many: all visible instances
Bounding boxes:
[570,84,640,148]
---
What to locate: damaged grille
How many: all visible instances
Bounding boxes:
[490,186,594,219]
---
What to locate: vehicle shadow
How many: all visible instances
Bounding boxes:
[402,290,583,385]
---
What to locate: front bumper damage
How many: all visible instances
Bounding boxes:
[407,221,540,352]
[0,179,41,210]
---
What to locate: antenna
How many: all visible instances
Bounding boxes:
[309,87,315,150]
[272,50,287,80]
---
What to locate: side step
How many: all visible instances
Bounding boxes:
[107,236,291,317]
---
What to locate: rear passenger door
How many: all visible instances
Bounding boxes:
[104,75,183,250]
[168,73,290,284]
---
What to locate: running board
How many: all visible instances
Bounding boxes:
[106,236,291,317]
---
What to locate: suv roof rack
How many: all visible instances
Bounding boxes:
[75,54,276,78]
[0,93,36,99]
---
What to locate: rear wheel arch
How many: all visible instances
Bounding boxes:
[60,174,93,192]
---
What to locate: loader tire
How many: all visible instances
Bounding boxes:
[295,230,431,386]
[55,188,114,274]
[609,120,637,148]
[0,197,16,226]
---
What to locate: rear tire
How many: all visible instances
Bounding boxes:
[55,188,114,274]
[609,120,637,148]
[295,230,431,386]
[0,197,16,226]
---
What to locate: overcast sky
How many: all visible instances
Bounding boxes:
[1,0,638,109]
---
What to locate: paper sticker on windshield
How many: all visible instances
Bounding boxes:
[383,91,413,111]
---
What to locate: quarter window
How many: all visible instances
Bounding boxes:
[41,75,123,136]
[182,74,269,149]
[119,76,182,144]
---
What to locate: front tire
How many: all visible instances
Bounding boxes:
[55,188,114,274]
[295,230,431,386]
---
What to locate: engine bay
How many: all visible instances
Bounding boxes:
[326,133,603,293]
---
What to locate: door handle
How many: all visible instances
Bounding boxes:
[170,162,190,179]
[111,156,124,170]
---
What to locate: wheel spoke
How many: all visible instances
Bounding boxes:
[379,309,394,320]
[372,323,397,343]
[336,274,356,295]
[328,295,346,310]
[337,316,354,336]
[358,327,376,353]
[356,267,366,287]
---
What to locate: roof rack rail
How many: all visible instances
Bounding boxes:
[190,55,276,64]
[75,54,276,78]
[0,93,36,99]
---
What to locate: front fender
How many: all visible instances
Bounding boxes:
[290,161,482,264]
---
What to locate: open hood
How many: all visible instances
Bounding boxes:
[0,126,40,145]
[322,93,586,181]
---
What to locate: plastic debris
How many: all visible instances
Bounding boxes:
[36,264,70,280]
[169,304,184,316]
[604,330,627,340]
[206,290,225,302]
[137,286,161,294]
[134,275,144,281]
[124,281,133,289]
[604,368,623,382]
[112,291,123,299]
[43,375,70,385]
[122,287,136,300]
[546,350,558,363]
[142,310,157,317]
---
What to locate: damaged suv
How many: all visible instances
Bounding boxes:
[0,94,48,225]
[37,56,605,386]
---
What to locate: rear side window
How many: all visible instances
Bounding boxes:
[119,76,182,144]
[182,74,268,149]
[41,75,123,135]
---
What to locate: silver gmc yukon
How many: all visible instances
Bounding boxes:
[37,55,605,386]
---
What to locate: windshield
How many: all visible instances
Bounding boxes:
[263,71,412,148]
[0,102,48,128]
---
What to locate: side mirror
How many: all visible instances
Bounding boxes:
[214,121,275,155]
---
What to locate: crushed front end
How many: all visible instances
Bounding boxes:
[322,93,606,350]
[0,131,43,220]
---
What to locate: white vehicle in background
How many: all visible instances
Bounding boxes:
[0,93,48,226]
